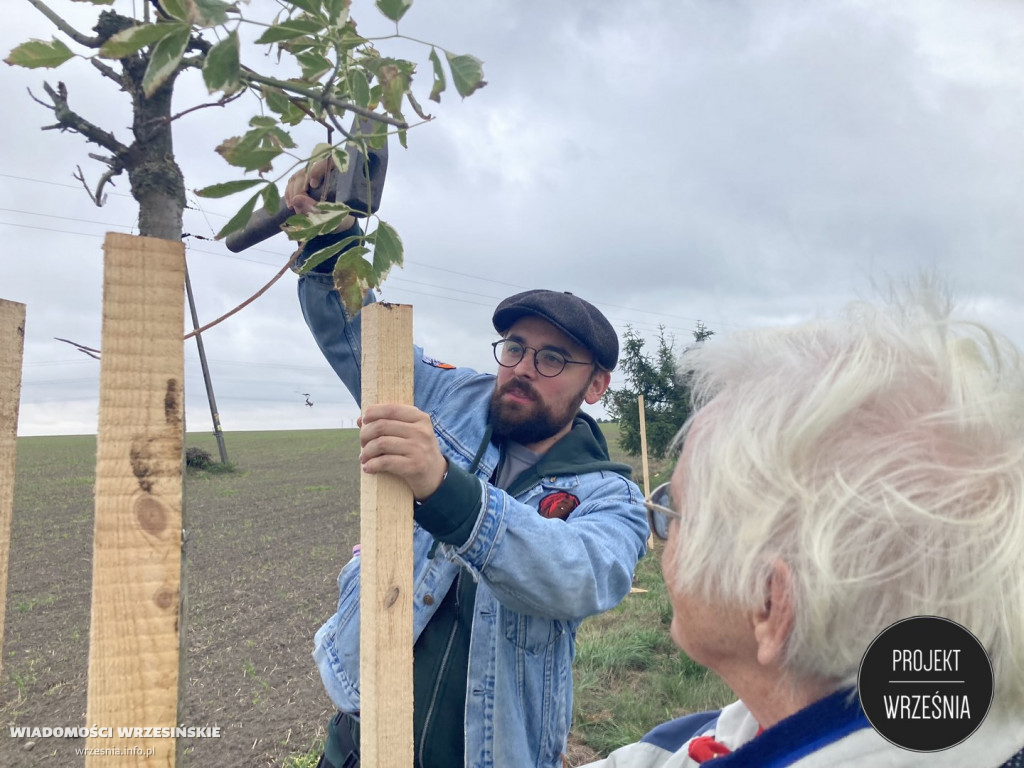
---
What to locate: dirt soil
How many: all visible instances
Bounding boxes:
[2,430,362,767]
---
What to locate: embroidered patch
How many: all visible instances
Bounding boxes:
[538,492,580,520]
[422,355,455,369]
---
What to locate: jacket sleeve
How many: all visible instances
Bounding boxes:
[444,474,649,622]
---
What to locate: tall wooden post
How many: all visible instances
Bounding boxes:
[359,302,415,767]
[0,299,26,679]
[86,234,184,766]
[638,395,652,547]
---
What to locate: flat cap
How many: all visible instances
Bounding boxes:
[492,289,618,370]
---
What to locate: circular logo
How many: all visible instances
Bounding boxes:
[857,616,993,751]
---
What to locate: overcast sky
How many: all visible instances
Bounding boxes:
[3,0,1023,437]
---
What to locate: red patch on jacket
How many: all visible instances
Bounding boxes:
[538,492,580,521]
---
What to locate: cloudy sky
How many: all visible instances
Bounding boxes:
[3,0,1023,437]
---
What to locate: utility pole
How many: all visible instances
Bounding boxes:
[184,258,229,464]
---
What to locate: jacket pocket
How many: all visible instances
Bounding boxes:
[502,608,564,654]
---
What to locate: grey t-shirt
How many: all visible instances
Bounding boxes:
[493,441,542,491]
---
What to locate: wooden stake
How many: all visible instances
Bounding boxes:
[359,302,414,767]
[86,234,184,767]
[638,394,652,547]
[0,299,26,680]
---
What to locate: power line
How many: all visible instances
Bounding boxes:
[2,172,739,333]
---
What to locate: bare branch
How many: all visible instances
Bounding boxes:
[38,81,130,157]
[54,337,101,360]
[90,56,122,85]
[73,164,120,207]
[25,0,102,48]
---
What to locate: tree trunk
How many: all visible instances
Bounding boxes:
[123,54,185,241]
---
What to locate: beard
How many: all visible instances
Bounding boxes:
[488,377,589,445]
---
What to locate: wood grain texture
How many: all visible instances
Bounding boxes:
[359,302,415,767]
[86,234,184,766]
[0,299,26,682]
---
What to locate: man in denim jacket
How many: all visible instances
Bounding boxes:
[292,219,649,767]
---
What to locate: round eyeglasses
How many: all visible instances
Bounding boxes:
[644,482,682,540]
[492,339,594,378]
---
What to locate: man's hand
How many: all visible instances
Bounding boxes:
[359,404,448,501]
[284,156,333,215]
[284,157,358,234]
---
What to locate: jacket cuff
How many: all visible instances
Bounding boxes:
[296,220,364,274]
[414,462,483,547]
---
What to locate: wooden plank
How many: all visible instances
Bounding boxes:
[359,302,415,767]
[86,233,184,767]
[638,394,652,547]
[0,299,26,681]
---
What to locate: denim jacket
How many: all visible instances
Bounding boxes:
[298,270,649,767]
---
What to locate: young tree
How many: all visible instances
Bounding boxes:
[6,0,485,311]
[603,322,714,460]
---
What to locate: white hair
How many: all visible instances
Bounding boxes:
[668,286,1024,705]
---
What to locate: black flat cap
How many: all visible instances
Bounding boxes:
[492,289,618,370]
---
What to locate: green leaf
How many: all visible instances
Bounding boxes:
[215,136,281,173]
[288,0,323,14]
[192,0,234,27]
[202,30,241,95]
[298,233,365,272]
[261,182,281,214]
[427,47,446,103]
[375,0,412,23]
[99,22,185,58]
[324,0,350,24]
[5,38,74,69]
[215,190,261,240]
[194,179,264,198]
[349,69,371,108]
[156,0,190,21]
[296,49,332,81]
[331,147,350,174]
[445,52,486,98]
[255,18,325,45]
[372,221,404,278]
[141,24,190,97]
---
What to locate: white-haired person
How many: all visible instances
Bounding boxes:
[584,289,1024,767]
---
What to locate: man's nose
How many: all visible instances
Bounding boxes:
[511,352,537,378]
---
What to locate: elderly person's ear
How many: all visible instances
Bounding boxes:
[753,560,795,668]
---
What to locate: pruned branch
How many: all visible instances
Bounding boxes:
[75,154,123,206]
[55,337,101,360]
[36,81,130,157]
[25,0,102,48]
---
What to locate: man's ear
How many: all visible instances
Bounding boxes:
[753,560,795,668]
[584,369,612,404]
